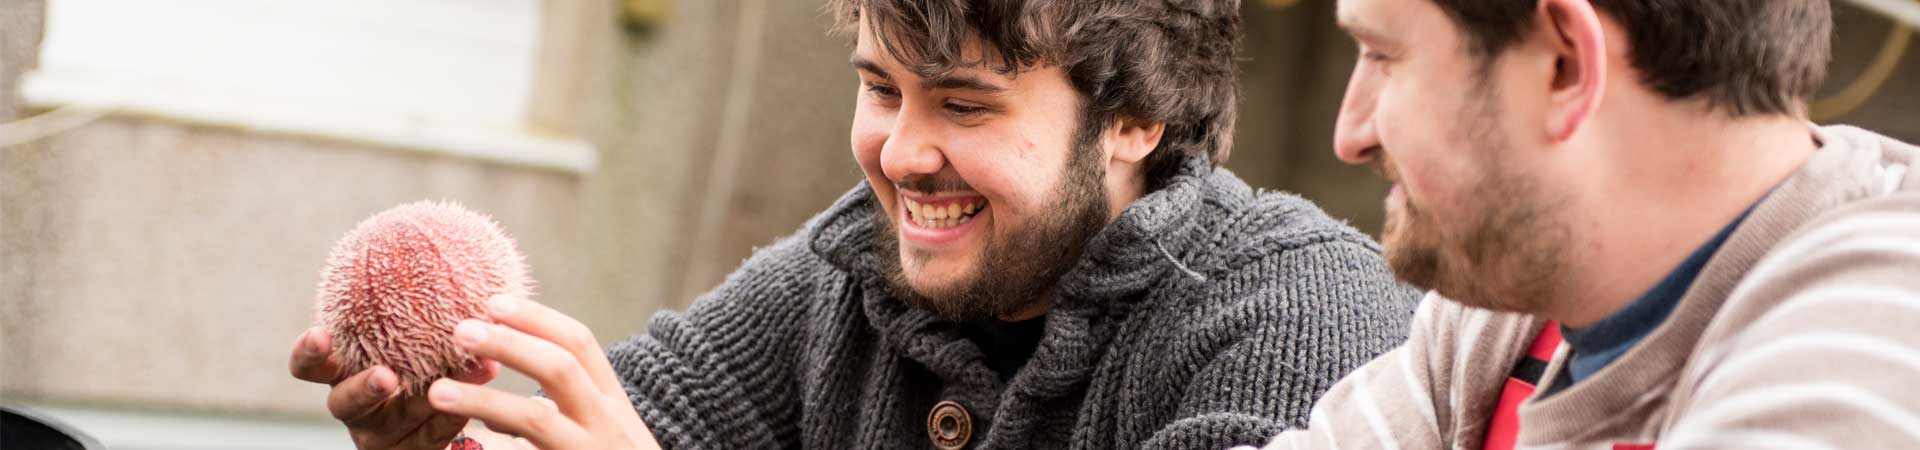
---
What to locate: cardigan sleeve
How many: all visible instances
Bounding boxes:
[1145,240,1423,450]
[602,234,824,450]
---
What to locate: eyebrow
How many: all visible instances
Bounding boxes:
[849,54,1009,95]
[850,55,892,82]
[925,74,1007,95]
[1337,18,1396,48]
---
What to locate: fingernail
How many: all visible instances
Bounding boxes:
[429,380,462,405]
[305,327,327,353]
[488,295,518,317]
[455,320,489,346]
[368,367,392,396]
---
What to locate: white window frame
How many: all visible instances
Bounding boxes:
[21,0,597,173]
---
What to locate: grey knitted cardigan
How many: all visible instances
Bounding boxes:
[606,160,1420,450]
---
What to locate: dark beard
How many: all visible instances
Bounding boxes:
[1381,77,1571,313]
[869,138,1111,322]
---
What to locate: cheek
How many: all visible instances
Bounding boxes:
[949,134,1056,216]
[850,107,887,170]
[1376,85,1459,211]
[850,108,894,205]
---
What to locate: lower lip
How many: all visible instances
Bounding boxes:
[1387,184,1404,206]
[898,200,986,247]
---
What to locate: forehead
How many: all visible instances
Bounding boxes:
[1336,0,1456,49]
[853,17,885,60]
[854,17,990,70]
[851,16,1027,90]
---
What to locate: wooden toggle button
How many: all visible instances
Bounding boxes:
[927,400,973,450]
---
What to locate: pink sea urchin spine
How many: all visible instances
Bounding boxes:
[314,201,533,394]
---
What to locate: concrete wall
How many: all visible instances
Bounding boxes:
[0,0,38,123]
[2,0,1917,423]
[0,0,859,418]
[1,116,594,413]
[1231,0,1391,236]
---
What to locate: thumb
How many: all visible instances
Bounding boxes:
[328,365,400,423]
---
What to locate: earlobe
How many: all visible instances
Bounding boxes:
[1108,117,1165,164]
[1543,0,1606,142]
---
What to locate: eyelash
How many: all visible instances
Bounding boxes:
[865,82,990,118]
[943,102,987,116]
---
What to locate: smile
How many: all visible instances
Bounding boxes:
[903,195,986,228]
[898,193,989,246]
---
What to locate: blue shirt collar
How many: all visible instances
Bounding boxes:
[1559,203,1757,384]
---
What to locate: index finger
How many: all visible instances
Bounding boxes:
[484,296,625,398]
[290,326,347,384]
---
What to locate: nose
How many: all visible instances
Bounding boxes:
[1333,68,1382,165]
[879,104,949,183]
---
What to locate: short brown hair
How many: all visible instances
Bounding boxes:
[1431,0,1831,117]
[828,0,1242,187]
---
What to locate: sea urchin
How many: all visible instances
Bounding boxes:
[314,201,532,394]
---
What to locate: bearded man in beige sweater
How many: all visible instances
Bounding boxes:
[1239,0,1920,449]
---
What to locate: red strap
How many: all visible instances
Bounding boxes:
[1481,378,1534,450]
[1481,321,1562,450]
[1526,322,1563,361]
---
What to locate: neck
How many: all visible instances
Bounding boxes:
[1105,161,1149,221]
[1545,106,1817,327]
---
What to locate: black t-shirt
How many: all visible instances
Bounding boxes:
[960,315,1047,383]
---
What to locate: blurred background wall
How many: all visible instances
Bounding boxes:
[1,0,1914,448]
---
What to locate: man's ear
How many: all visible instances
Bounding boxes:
[1107,116,1165,164]
[1540,0,1606,142]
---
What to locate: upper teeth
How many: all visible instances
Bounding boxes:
[903,197,984,227]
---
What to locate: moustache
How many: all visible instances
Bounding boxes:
[1370,154,1401,185]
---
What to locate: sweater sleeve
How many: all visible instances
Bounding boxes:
[1140,240,1422,450]
[1230,281,1538,450]
[1233,299,1458,450]
[1658,194,1920,450]
[602,235,821,450]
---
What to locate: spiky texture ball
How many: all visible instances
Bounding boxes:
[315,201,532,394]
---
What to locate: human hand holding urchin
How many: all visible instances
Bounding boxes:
[315,200,533,395]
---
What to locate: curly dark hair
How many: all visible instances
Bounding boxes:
[828,0,1242,188]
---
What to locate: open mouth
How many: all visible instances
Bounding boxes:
[902,195,987,229]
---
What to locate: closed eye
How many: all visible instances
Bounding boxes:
[1361,49,1392,63]
[944,102,987,116]
[867,83,901,99]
